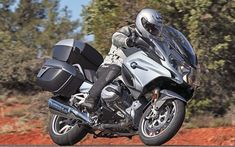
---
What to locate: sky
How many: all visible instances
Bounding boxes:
[60,0,91,21]
[60,0,92,41]
[11,0,92,41]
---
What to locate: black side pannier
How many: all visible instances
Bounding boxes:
[36,59,84,97]
[52,39,103,83]
[52,39,103,70]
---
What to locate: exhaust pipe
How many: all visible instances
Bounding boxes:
[48,98,93,124]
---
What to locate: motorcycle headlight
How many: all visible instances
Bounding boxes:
[179,64,197,86]
[187,68,197,86]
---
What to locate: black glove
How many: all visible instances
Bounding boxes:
[126,34,136,47]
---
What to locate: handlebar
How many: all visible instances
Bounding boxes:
[135,36,153,52]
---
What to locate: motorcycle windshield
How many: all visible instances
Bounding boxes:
[152,26,197,68]
[166,27,197,68]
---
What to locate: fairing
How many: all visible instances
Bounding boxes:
[122,26,197,98]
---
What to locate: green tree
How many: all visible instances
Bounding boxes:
[13,0,46,48]
[0,0,15,31]
[0,0,82,92]
[39,1,82,54]
[82,0,151,54]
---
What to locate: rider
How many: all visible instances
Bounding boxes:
[82,8,164,110]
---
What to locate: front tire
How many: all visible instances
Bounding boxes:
[48,114,88,146]
[139,99,185,146]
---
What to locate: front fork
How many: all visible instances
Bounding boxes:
[145,88,160,120]
[151,88,160,110]
[144,88,187,116]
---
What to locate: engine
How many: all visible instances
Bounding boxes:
[100,82,145,128]
[101,82,131,115]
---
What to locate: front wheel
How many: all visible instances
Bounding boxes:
[139,99,185,146]
[48,114,88,146]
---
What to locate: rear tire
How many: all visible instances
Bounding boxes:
[48,114,88,146]
[139,99,185,146]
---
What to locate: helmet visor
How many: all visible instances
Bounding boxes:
[141,17,163,36]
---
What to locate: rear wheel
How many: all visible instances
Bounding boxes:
[48,114,88,146]
[139,99,185,146]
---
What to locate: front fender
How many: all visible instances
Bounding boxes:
[160,90,187,102]
[155,90,187,109]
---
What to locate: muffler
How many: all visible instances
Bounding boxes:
[48,98,93,124]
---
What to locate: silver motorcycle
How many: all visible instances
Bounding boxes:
[36,26,197,146]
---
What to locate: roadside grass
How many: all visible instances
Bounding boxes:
[0,118,33,134]
[184,116,233,128]
[29,92,52,132]
[4,97,19,106]
[4,107,28,117]
[184,105,235,128]
[0,94,6,102]
[0,93,10,103]
[0,92,51,133]
[3,95,32,106]
[17,95,32,105]
[0,125,15,134]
